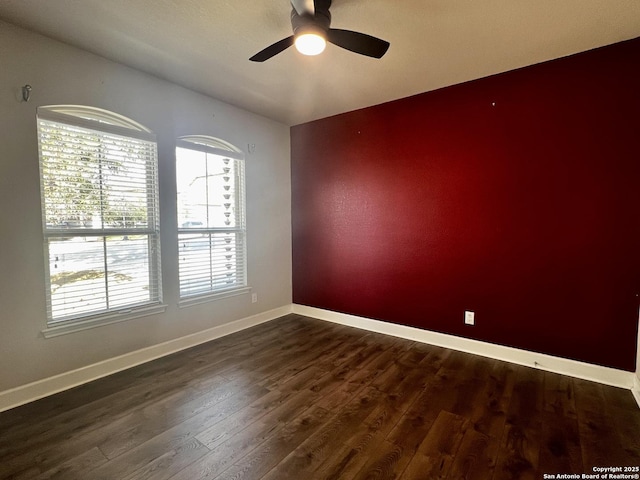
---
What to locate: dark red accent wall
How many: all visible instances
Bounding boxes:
[291,38,640,371]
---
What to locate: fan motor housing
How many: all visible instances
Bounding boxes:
[291,1,332,34]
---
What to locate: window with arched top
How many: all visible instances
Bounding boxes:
[175,136,247,299]
[37,106,163,333]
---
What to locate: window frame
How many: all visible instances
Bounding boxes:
[37,106,165,337]
[175,136,249,305]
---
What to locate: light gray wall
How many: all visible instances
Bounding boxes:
[0,21,292,392]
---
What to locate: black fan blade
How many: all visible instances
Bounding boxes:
[250,36,295,62]
[291,0,315,16]
[326,29,390,58]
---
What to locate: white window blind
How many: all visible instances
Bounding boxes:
[176,137,246,298]
[37,106,161,325]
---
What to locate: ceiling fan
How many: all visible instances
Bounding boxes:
[250,0,390,62]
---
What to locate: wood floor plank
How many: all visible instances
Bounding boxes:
[0,315,303,442]
[536,372,583,475]
[311,364,381,413]
[195,368,337,453]
[543,372,577,418]
[260,386,387,480]
[0,351,190,434]
[13,447,107,480]
[468,361,517,440]
[400,410,468,480]
[176,338,403,479]
[170,393,325,480]
[211,405,331,480]
[312,370,423,479]
[445,429,500,480]
[386,351,485,455]
[537,411,583,476]
[0,315,638,480]
[0,363,199,458]
[351,440,414,480]
[0,320,307,469]
[97,374,263,459]
[120,438,210,480]
[215,324,358,387]
[574,378,640,470]
[305,367,429,480]
[56,386,266,480]
[492,366,544,480]
[1,376,266,478]
[600,383,640,465]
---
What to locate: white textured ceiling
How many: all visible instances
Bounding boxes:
[1,0,639,126]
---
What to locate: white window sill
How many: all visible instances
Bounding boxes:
[42,304,167,338]
[178,286,251,309]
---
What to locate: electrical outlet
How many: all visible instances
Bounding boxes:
[464,310,475,325]
[251,293,258,303]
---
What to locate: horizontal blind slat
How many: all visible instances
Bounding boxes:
[40,111,161,323]
[176,140,246,299]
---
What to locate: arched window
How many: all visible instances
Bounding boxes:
[175,136,247,299]
[37,106,162,331]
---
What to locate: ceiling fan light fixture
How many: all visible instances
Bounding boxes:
[250,0,389,62]
[294,27,326,56]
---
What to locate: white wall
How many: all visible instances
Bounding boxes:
[634,313,640,406]
[637,312,640,381]
[0,21,292,392]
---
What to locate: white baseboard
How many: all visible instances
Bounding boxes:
[3,304,637,413]
[0,305,292,413]
[293,304,636,392]
[632,375,640,409]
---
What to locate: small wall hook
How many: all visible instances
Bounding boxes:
[22,85,32,102]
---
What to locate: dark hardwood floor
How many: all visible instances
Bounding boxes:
[1,314,638,479]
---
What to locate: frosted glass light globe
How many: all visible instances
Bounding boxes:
[295,33,326,56]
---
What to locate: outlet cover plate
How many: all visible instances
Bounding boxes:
[465,310,475,325]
